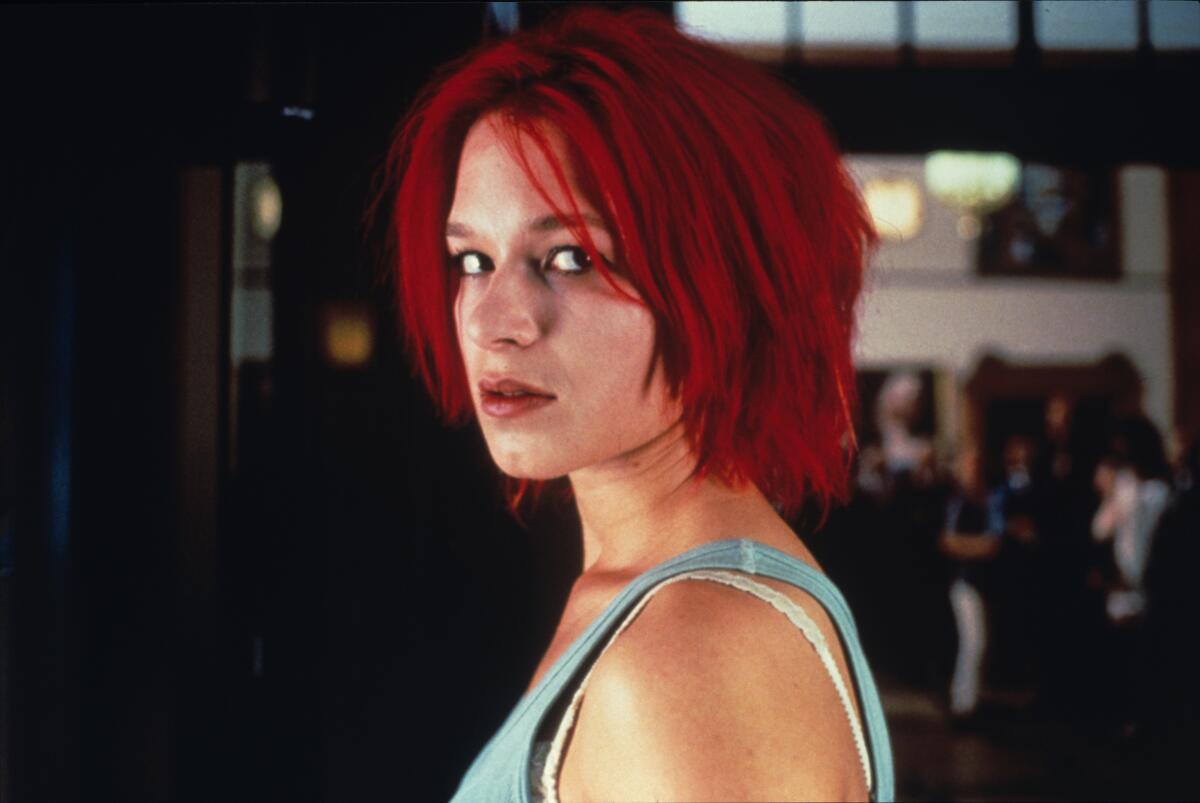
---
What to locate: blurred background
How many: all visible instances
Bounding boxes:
[2,2,1198,801]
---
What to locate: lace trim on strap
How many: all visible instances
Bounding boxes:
[539,569,873,802]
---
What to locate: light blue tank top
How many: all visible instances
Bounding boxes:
[449,538,895,802]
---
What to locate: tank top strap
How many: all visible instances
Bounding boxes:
[526,538,894,803]
[720,540,895,802]
[537,567,874,802]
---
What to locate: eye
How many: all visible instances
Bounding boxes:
[543,246,593,275]
[450,251,489,276]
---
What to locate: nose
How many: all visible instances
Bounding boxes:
[462,260,549,351]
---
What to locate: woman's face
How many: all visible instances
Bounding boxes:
[447,115,681,479]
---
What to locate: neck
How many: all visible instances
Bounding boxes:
[567,421,789,576]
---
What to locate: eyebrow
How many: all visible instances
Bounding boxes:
[445,213,607,238]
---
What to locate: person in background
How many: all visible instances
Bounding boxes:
[998,435,1039,547]
[939,448,1003,721]
[1042,393,1076,486]
[993,435,1046,690]
[1091,415,1171,625]
[1032,393,1096,712]
[854,371,946,686]
[857,371,936,500]
[1090,414,1171,738]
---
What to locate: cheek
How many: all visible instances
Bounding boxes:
[597,325,652,381]
[571,299,652,373]
[571,304,671,422]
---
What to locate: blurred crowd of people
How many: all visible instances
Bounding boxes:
[820,371,1199,744]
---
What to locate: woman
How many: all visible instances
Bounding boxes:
[938,448,1003,720]
[1090,415,1171,737]
[1091,415,1171,625]
[378,8,893,801]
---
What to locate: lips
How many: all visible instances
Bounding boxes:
[478,376,556,399]
[478,375,556,419]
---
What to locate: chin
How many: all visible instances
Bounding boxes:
[491,453,571,481]
[484,436,575,480]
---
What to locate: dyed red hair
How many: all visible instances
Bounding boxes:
[377,8,875,520]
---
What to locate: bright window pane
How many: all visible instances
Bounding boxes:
[1034,0,1138,50]
[800,1,900,48]
[1149,0,1200,50]
[914,1,1017,50]
[676,1,790,48]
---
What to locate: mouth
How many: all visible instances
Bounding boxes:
[478,376,557,419]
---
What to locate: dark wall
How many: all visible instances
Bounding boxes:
[2,5,580,801]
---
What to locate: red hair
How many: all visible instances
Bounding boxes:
[376,8,875,520]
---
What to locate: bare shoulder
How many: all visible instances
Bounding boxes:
[558,573,869,802]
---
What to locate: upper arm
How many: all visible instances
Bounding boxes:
[558,578,869,802]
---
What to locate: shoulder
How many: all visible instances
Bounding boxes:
[558,573,869,802]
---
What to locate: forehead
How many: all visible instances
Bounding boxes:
[450,114,585,220]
